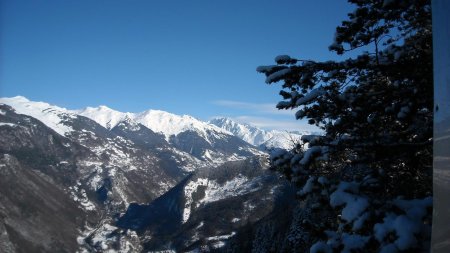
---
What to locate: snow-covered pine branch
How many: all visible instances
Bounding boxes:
[260,0,432,252]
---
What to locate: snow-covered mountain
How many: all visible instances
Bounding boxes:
[78,105,232,142]
[0,96,230,142]
[0,96,78,136]
[209,117,309,150]
[0,96,295,252]
[0,96,305,151]
[0,96,262,162]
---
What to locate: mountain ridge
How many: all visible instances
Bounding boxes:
[0,96,307,150]
[209,117,309,150]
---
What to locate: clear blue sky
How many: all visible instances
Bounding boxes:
[0,0,353,131]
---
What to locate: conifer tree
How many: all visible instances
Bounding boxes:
[258,0,433,252]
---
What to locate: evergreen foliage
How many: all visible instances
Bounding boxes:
[257,0,433,252]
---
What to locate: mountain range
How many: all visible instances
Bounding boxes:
[209,117,307,150]
[0,96,307,252]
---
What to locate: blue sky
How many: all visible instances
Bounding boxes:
[0,0,353,131]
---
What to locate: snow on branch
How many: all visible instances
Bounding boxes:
[298,176,316,196]
[274,55,297,64]
[265,68,292,84]
[295,87,325,106]
[256,65,287,74]
[299,146,328,166]
[329,181,369,223]
[301,135,326,145]
[374,197,432,251]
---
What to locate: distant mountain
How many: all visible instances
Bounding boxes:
[209,117,310,150]
[78,105,231,141]
[0,96,261,162]
[0,96,306,151]
[0,96,295,252]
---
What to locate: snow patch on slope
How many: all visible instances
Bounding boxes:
[182,175,262,223]
[0,123,18,127]
[183,178,209,223]
[69,182,96,211]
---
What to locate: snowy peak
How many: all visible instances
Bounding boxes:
[4,95,30,102]
[0,96,231,142]
[133,109,230,139]
[209,117,306,150]
[115,115,142,131]
[209,117,270,146]
[78,106,231,140]
[0,96,305,150]
[78,105,131,130]
[0,96,77,136]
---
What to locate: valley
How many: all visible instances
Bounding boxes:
[0,96,302,252]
